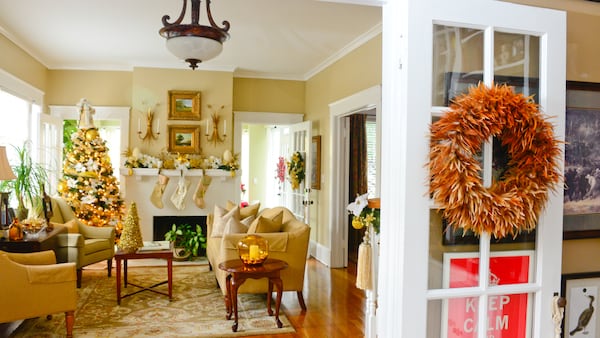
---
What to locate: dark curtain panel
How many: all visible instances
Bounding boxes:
[349,114,368,201]
[348,114,368,264]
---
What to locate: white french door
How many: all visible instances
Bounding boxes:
[378,0,565,337]
[279,120,312,223]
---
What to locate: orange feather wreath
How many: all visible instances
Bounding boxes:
[429,83,562,239]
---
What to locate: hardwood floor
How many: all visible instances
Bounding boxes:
[264,258,366,338]
[1,258,366,338]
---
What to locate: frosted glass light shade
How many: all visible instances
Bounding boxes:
[0,146,16,181]
[165,36,223,63]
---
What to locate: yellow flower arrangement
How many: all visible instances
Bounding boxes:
[347,193,380,234]
[287,151,305,190]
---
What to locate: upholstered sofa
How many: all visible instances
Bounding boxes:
[207,206,311,310]
[49,196,115,288]
[0,250,77,338]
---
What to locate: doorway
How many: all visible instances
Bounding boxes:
[347,110,378,264]
[329,85,381,268]
[234,111,303,207]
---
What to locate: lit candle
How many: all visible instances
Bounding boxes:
[206,119,209,135]
[156,119,160,133]
[138,118,141,132]
[223,119,226,135]
[249,244,259,260]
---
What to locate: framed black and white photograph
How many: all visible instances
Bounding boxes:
[564,81,600,239]
[561,272,600,338]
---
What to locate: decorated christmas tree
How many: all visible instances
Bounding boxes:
[118,202,143,253]
[57,99,124,235]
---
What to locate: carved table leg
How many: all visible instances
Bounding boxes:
[225,274,232,319]
[272,276,284,328]
[267,279,274,316]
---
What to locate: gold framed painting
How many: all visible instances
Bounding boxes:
[168,125,201,154]
[168,90,201,120]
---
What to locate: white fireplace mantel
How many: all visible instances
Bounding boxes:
[120,168,241,240]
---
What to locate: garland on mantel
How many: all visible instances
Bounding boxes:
[429,83,562,239]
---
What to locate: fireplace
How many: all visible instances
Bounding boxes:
[153,216,207,256]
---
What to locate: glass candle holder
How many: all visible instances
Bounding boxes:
[238,234,269,266]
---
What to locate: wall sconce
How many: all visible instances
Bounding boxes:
[138,110,160,141]
[205,105,226,146]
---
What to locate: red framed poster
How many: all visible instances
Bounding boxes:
[442,250,534,338]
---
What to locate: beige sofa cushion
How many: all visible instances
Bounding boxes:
[248,210,283,233]
[211,205,240,238]
[224,217,249,234]
[227,200,260,219]
[51,219,79,234]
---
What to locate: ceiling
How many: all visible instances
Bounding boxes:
[0,0,382,81]
[2,1,598,81]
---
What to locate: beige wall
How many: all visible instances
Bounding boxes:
[305,34,382,247]
[233,78,304,113]
[0,34,47,94]
[566,12,600,82]
[47,70,132,107]
[129,67,233,158]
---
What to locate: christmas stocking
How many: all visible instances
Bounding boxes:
[193,174,212,209]
[150,174,169,209]
[170,175,190,210]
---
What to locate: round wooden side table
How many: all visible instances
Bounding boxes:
[218,258,288,332]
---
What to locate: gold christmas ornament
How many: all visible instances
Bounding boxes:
[85,128,99,141]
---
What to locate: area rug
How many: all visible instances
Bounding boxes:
[11,265,295,337]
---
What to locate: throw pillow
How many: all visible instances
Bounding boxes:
[51,219,79,234]
[211,205,240,238]
[224,217,249,234]
[249,211,283,233]
[227,200,260,219]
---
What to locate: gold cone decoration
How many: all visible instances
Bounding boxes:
[118,202,143,253]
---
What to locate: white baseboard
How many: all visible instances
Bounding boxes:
[309,239,331,267]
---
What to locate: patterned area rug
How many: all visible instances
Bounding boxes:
[11,265,295,337]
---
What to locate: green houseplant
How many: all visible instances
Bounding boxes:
[7,143,48,220]
[164,223,206,260]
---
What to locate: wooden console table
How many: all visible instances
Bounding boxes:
[218,258,288,332]
[114,248,173,305]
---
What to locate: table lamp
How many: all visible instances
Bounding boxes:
[0,146,16,228]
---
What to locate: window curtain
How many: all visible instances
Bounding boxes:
[349,114,368,202]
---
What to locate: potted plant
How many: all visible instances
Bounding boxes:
[164,223,206,260]
[6,143,47,220]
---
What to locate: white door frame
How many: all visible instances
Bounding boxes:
[329,85,381,268]
[378,0,566,336]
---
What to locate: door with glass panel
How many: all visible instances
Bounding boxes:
[426,7,565,338]
[378,0,566,337]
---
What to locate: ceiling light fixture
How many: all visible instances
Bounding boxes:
[159,0,230,70]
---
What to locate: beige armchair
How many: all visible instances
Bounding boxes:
[207,206,311,310]
[49,196,115,288]
[0,250,77,338]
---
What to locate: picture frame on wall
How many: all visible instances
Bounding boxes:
[168,125,201,154]
[564,81,600,240]
[311,135,321,190]
[168,90,201,120]
[561,272,600,338]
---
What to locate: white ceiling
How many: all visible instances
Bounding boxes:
[0,0,382,80]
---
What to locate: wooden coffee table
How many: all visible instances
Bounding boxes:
[114,248,173,305]
[218,258,288,332]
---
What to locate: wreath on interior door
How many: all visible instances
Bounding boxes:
[287,151,305,190]
[428,82,562,239]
